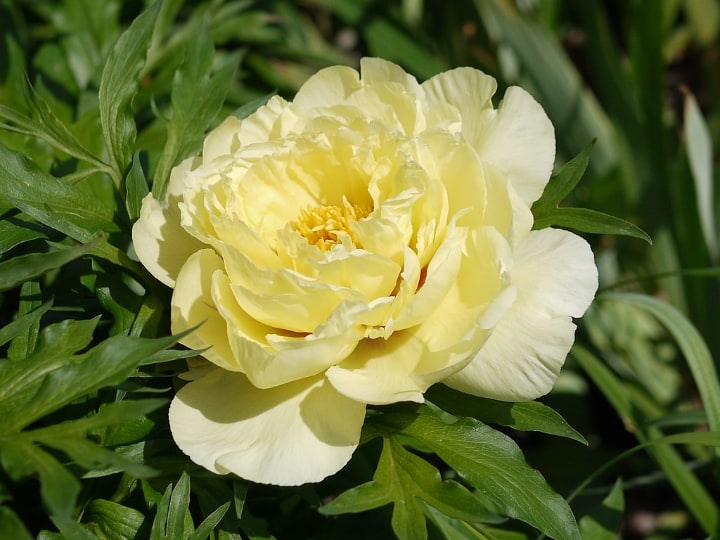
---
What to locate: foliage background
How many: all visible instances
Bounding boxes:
[0,0,719,538]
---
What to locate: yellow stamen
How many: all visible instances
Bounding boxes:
[292,197,369,250]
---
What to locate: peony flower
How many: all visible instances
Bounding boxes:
[132,58,598,486]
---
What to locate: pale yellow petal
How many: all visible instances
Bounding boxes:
[445,228,598,400]
[170,371,366,485]
[360,58,420,90]
[421,67,497,142]
[170,249,238,371]
[132,157,205,288]
[474,87,555,206]
[292,65,362,110]
[213,271,364,388]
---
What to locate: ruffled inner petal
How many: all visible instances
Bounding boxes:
[213,271,365,388]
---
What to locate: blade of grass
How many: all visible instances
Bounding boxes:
[572,343,719,536]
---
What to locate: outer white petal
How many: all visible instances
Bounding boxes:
[445,228,598,401]
[474,87,555,206]
[132,157,205,287]
[171,249,238,371]
[169,370,366,486]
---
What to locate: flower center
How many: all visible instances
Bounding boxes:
[292,197,369,250]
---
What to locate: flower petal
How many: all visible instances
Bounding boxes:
[421,66,497,143]
[132,157,205,287]
[474,87,555,206]
[445,228,598,401]
[326,333,427,405]
[169,370,366,485]
[213,270,364,388]
[170,248,238,371]
[292,65,362,110]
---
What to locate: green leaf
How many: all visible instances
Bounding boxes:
[0,212,50,255]
[532,142,594,214]
[231,92,275,121]
[150,473,196,540]
[0,440,80,519]
[0,320,180,434]
[604,293,720,445]
[426,385,587,445]
[98,0,162,184]
[7,280,44,361]
[322,437,490,540]
[578,479,624,540]
[152,18,239,198]
[167,472,191,540]
[18,399,165,440]
[188,502,230,540]
[84,499,145,540]
[125,152,149,221]
[684,90,717,260]
[530,143,651,243]
[0,507,33,540]
[0,83,108,170]
[572,344,720,536]
[0,142,119,235]
[533,207,652,243]
[0,299,51,349]
[379,406,581,540]
[0,237,100,292]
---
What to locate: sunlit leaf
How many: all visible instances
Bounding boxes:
[426,385,587,444]
[374,406,581,540]
[98,0,161,184]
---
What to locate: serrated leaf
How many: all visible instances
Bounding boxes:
[426,385,587,445]
[0,322,180,434]
[0,237,101,292]
[98,0,161,183]
[322,437,491,540]
[0,142,118,235]
[84,499,145,540]
[152,18,239,198]
[578,479,624,540]
[21,82,108,169]
[378,407,580,540]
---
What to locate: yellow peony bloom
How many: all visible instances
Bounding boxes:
[132,58,598,486]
